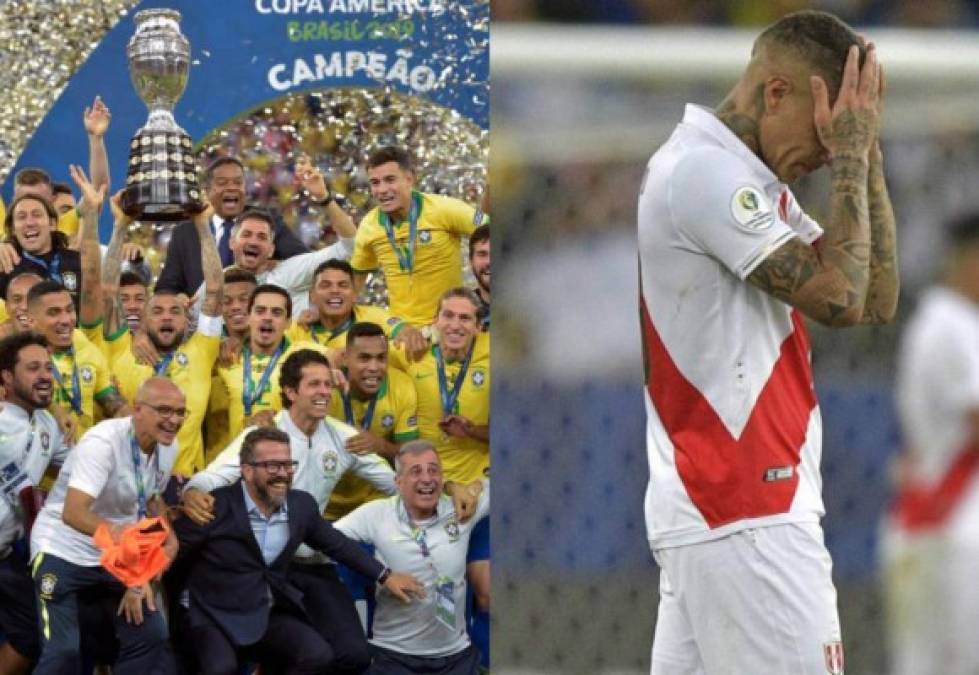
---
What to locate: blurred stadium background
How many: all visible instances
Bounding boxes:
[491,1,979,673]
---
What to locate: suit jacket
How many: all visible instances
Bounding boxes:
[156,215,308,295]
[173,481,384,647]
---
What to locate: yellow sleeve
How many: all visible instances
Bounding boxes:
[285,321,310,344]
[391,372,419,442]
[89,347,114,399]
[57,209,80,237]
[437,195,479,237]
[0,299,8,325]
[350,218,378,272]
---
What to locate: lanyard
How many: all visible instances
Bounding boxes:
[129,432,157,520]
[379,191,422,273]
[404,509,443,579]
[434,345,472,416]
[311,316,353,345]
[242,341,286,417]
[50,348,82,415]
[154,351,176,377]
[22,251,62,285]
[341,389,378,431]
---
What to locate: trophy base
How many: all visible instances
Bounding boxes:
[121,128,203,222]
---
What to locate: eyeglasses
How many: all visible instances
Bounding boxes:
[141,403,189,419]
[247,460,298,475]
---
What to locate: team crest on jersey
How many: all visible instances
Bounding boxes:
[322,451,338,475]
[471,370,485,387]
[62,272,78,292]
[444,518,460,541]
[40,573,57,598]
[419,230,432,243]
[381,414,395,429]
[730,186,773,233]
[823,641,844,674]
[80,366,94,383]
[40,431,50,452]
[175,352,189,367]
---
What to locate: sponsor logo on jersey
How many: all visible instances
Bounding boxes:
[406,416,417,427]
[445,519,460,541]
[40,573,58,598]
[62,272,78,292]
[80,366,95,383]
[381,414,395,429]
[823,641,844,675]
[419,230,432,243]
[322,451,339,475]
[730,186,773,232]
[763,466,794,482]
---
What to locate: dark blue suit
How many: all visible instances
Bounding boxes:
[173,481,384,675]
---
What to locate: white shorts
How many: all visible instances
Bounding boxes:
[651,522,843,675]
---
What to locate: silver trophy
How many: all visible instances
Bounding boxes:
[120,8,203,221]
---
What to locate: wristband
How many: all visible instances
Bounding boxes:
[377,567,392,585]
[314,194,334,206]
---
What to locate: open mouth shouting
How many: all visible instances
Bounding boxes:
[239,244,264,268]
[255,322,277,343]
[33,377,53,405]
[218,191,243,216]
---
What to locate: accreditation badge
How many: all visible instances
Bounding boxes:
[434,576,456,630]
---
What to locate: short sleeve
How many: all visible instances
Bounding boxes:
[669,148,797,280]
[90,348,114,399]
[350,219,378,272]
[68,432,114,499]
[333,501,378,543]
[437,196,479,237]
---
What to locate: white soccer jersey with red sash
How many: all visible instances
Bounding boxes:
[638,104,826,549]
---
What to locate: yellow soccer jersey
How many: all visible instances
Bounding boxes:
[78,320,132,369]
[351,192,485,326]
[205,369,231,463]
[112,330,220,477]
[325,368,419,519]
[407,332,490,483]
[287,304,411,371]
[212,338,327,451]
[0,299,7,324]
[50,330,115,435]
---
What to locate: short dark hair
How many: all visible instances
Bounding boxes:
[278,349,332,408]
[0,332,49,378]
[754,10,864,100]
[346,321,386,348]
[51,182,73,197]
[366,146,414,173]
[203,156,245,188]
[469,225,489,259]
[5,272,43,301]
[948,213,979,248]
[233,207,276,240]
[239,427,290,465]
[224,266,258,286]
[436,287,481,317]
[13,168,52,189]
[248,283,292,318]
[312,259,354,286]
[119,270,149,289]
[27,280,70,309]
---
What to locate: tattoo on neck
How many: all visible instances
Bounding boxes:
[715,85,765,155]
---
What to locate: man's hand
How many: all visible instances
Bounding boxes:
[345,430,386,456]
[294,154,331,202]
[84,96,111,138]
[245,410,277,429]
[0,243,19,274]
[295,307,319,329]
[51,404,78,446]
[439,414,474,439]
[117,582,155,625]
[218,336,242,368]
[445,480,482,522]
[811,43,880,161]
[131,331,162,366]
[181,488,215,526]
[392,325,429,362]
[69,164,107,214]
[382,572,425,604]
[121,243,144,262]
[109,190,135,228]
[192,198,215,229]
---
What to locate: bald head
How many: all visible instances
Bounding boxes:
[132,376,186,449]
[136,376,182,403]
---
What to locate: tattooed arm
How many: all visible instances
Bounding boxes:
[748,45,881,327]
[70,165,106,329]
[194,202,223,318]
[859,143,899,324]
[101,191,134,337]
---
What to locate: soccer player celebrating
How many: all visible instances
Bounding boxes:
[638,11,897,673]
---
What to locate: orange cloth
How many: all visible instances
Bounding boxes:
[93,517,173,588]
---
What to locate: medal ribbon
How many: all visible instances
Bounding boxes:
[51,348,82,415]
[311,316,353,345]
[342,389,378,431]
[130,432,150,519]
[379,191,422,273]
[154,351,176,377]
[435,344,473,416]
[22,251,62,286]
[242,341,286,417]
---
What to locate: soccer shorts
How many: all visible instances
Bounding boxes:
[651,522,843,675]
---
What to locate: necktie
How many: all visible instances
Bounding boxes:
[216,219,233,267]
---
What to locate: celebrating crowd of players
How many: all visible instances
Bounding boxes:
[0,98,490,675]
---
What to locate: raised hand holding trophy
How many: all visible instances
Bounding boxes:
[120,9,203,221]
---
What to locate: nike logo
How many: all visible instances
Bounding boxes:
[414,373,432,380]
